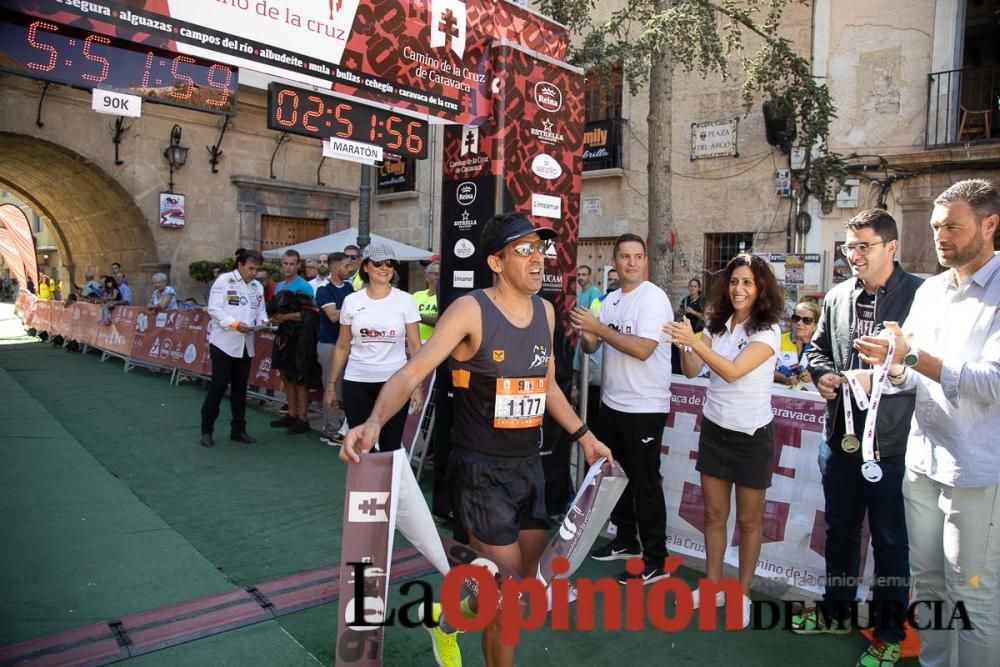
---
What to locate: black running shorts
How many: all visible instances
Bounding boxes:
[448,447,550,546]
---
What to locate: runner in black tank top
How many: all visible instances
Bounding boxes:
[450,290,550,458]
[339,212,612,667]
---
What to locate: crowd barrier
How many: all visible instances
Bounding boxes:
[16,290,286,396]
[15,290,862,597]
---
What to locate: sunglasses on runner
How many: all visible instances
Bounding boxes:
[368,259,398,269]
[508,240,551,257]
[791,314,815,325]
[345,254,359,260]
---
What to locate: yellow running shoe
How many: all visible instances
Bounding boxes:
[425,602,462,667]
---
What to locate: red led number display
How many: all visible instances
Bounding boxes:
[268,83,428,159]
[0,11,238,115]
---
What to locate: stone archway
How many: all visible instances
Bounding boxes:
[0,132,158,296]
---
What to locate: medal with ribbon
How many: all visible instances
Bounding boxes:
[839,371,869,454]
[856,331,895,482]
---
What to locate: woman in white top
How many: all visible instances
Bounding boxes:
[664,253,783,627]
[324,243,422,451]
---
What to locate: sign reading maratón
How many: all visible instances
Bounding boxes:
[322,137,384,166]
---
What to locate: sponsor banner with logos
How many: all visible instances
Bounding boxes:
[662,378,873,598]
[499,44,583,337]
[335,451,625,665]
[9,0,568,126]
[95,305,138,356]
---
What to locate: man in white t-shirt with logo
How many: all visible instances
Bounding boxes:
[571,233,674,584]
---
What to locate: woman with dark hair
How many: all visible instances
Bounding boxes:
[664,253,784,627]
[678,277,706,333]
[98,275,120,325]
[200,248,267,447]
[324,243,421,452]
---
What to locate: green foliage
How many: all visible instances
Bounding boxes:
[189,258,280,283]
[188,260,220,284]
[538,0,846,209]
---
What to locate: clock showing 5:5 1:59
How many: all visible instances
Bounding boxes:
[0,9,238,115]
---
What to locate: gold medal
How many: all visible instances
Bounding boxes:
[841,434,860,454]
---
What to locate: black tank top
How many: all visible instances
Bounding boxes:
[450,290,551,457]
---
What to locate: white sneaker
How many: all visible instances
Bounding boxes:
[741,594,752,629]
[691,587,725,609]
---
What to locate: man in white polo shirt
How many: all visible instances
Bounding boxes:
[571,233,674,583]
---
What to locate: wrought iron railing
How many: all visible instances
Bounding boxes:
[926,65,1000,147]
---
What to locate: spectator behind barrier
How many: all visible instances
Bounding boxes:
[774,300,820,389]
[148,272,178,311]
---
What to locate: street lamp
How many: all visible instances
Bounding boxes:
[163,124,188,193]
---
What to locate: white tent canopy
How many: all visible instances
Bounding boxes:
[262,229,433,262]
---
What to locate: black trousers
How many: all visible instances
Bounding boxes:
[201,344,252,436]
[343,379,408,452]
[595,403,669,563]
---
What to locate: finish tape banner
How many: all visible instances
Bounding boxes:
[661,378,874,597]
[337,451,626,665]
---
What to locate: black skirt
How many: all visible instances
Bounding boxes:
[696,417,775,490]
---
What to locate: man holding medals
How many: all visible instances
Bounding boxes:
[855,180,1000,667]
[793,210,923,667]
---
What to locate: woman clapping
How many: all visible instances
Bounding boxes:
[664,253,783,627]
[324,244,422,452]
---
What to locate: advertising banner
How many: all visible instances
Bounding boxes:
[0,203,38,288]
[662,378,871,596]
[336,452,624,666]
[9,0,568,126]
[498,44,584,340]
[249,332,283,393]
[95,305,138,356]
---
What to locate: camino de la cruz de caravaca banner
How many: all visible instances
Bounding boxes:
[9,0,569,126]
[661,378,875,598]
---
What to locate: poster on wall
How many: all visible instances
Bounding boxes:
[832,241,852,283]
[159,193,185,229]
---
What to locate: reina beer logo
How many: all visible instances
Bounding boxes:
[456,181,477,205]
[531,154,562,180]
[533,81,563,113]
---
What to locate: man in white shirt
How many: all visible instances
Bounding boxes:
[571,233,674,584]
[309,254,331,292]
[200,248,268,448]
[856,179,1000,667]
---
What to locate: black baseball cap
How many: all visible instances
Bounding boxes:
[480,212,557,256]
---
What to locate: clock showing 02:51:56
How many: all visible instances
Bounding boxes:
[267,82,429,159]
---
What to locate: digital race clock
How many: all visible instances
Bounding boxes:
[0,10,238,115]
[267,83,429,160]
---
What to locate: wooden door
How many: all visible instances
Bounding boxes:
[260,215,328,251]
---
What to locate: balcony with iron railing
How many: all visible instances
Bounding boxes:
[926,65,1000,148]
[582,118,625,172]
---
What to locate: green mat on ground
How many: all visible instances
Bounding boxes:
[0,328,915,665]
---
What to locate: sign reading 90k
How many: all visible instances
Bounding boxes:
[267,83,429,159]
